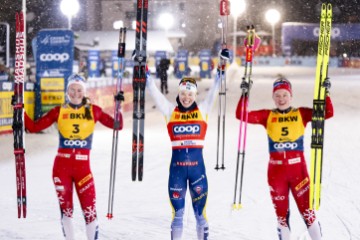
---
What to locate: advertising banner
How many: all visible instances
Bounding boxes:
[281,22,351,56]
[199,49,212,79]
[35,29,74,117]
[0,22,9,67]
[175,49,189,79]
[0,80,13,132]
[88,50,100,78]
[155,51,167,78]
[0,81,34,133]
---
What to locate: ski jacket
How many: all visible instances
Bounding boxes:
[25,103,122,150]
[235,95,333,160]
[147,74,220,149]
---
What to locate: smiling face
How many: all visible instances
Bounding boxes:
[178,90,197,108]
[67,83,85,105]
[272,89,292,110]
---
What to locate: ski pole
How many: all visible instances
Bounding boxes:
[107,27,126,219]
[215,0,230,170]
[233,25,257,209]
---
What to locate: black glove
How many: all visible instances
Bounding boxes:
[240,78,252,93]
[219,48,230,61]
[322,77,331,91]
[114,91,125,101]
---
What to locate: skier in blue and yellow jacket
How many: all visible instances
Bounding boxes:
[146,49,229,240]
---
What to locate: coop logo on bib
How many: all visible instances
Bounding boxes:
[64,139,88,148]
[274,142,298,150]
[173,124,200,135]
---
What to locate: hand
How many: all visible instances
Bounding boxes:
[114,91,125,101]
[219,48,230,61]
[322,77,331,91]
[240,78,252,93]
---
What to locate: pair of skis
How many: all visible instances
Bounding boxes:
[12,9,27,218]
[215,0,230,170]
[233,26,258,210]
[107,28,127,219]
[132,0,148,182]
[309,3,332,211]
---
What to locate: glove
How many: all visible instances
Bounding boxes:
[240,78,252,93]
[114,91,125,101]
[322,77,331,91]
[219,48,230,61]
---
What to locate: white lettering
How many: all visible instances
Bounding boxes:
[64,139,88,148]
[274,142,298,150]
[40,53,70,63]
[173,125,200,134]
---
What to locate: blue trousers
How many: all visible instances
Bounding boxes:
[168,148,208,239]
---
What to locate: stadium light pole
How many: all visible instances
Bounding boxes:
[265,9,281,57]
[60,0,80,30]
[230,0,246,60]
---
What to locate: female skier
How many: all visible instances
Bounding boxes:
[146,49,229,240]
[235,77,333,240]
[24,74,124,240]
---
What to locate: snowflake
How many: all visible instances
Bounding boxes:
[57,195,65,205]
[277,216,288,227]
[83,205,97,223]
[303,208,316,226]
[63,208,73,218]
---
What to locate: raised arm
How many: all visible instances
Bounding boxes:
[198,72,221,116]
[146,74,174,121]
[198,49,229,116]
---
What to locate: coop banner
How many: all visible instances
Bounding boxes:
[175,49,189,79]
[88,50,100,78]
[199,49,212,79]
[155,51,167,78]
[35,29,74,117]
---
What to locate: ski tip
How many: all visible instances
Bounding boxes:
[106,213,113,220]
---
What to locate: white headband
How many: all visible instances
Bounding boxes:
[178,81,197,93]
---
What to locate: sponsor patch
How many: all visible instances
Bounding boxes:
[295,177,309,191]
[78,173,92,187]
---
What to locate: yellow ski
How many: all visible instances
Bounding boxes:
[310,3,332,210]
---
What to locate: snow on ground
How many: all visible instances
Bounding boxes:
[1,66,360,240]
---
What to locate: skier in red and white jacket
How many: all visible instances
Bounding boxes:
[236,77,333,240]
[25,74,123,240]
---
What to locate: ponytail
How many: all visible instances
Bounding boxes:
[82,97,93,120]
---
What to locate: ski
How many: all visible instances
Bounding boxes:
[107,27,126,219]
[215,0,230,171]
[12,9,27,218]
[233,25,260,210]
[132,0,148,181]
[309,3,332,211]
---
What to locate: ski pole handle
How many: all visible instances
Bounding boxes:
[118,28,127,58]
[220,0,230,16]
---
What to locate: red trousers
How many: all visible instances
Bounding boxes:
[267,151,317,227]
[52,148,97,224]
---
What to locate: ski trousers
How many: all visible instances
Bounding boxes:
[267,153,317,228]
[168,148,209,239]
[53,149,98,225]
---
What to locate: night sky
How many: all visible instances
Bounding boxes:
[0,0,359,55]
